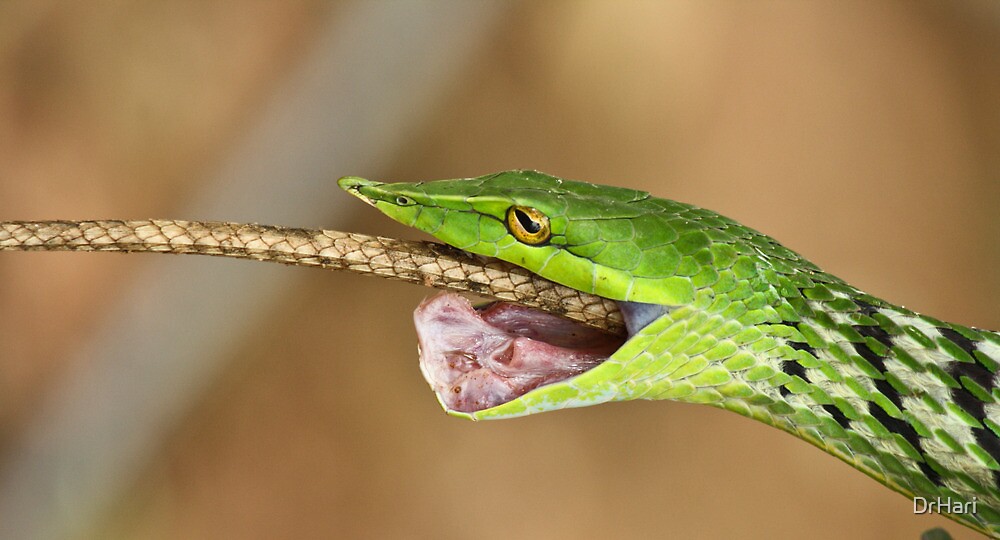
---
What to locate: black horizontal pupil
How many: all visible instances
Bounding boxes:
[515,209,541,234]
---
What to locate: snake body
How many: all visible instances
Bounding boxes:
[2,171,996,535]
[341,170,1000,536]
[0,219,622,333]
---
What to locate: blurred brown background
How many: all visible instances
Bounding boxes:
[1,1,998,539]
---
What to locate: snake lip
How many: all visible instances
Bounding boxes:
[414,292,625,414]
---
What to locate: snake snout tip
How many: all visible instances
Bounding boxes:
[336,176,380,191]
[337,176,383,206]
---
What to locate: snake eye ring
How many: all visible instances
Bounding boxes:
[506,206,550,245]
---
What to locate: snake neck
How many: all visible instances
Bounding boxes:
[780,290,1000,533]
[767,286,1000,534]
[609,279,1000,535]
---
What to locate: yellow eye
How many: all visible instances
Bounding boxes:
[505,206,551,245]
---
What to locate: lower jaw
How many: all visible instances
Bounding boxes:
[413,292,627,414]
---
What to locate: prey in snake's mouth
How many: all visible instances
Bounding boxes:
[415,292,650,413]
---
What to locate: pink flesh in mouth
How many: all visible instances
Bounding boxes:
[414,292,626,413]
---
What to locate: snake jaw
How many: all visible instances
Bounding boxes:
[414,292,625,414]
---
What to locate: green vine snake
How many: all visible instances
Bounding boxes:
[340,170,999,537]
[1,170,995,537]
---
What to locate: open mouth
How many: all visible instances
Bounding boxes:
[414,292,628,413]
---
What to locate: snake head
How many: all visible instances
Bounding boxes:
[339,170,707,305]
[338,171,709,419]
[338,171,805,420]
